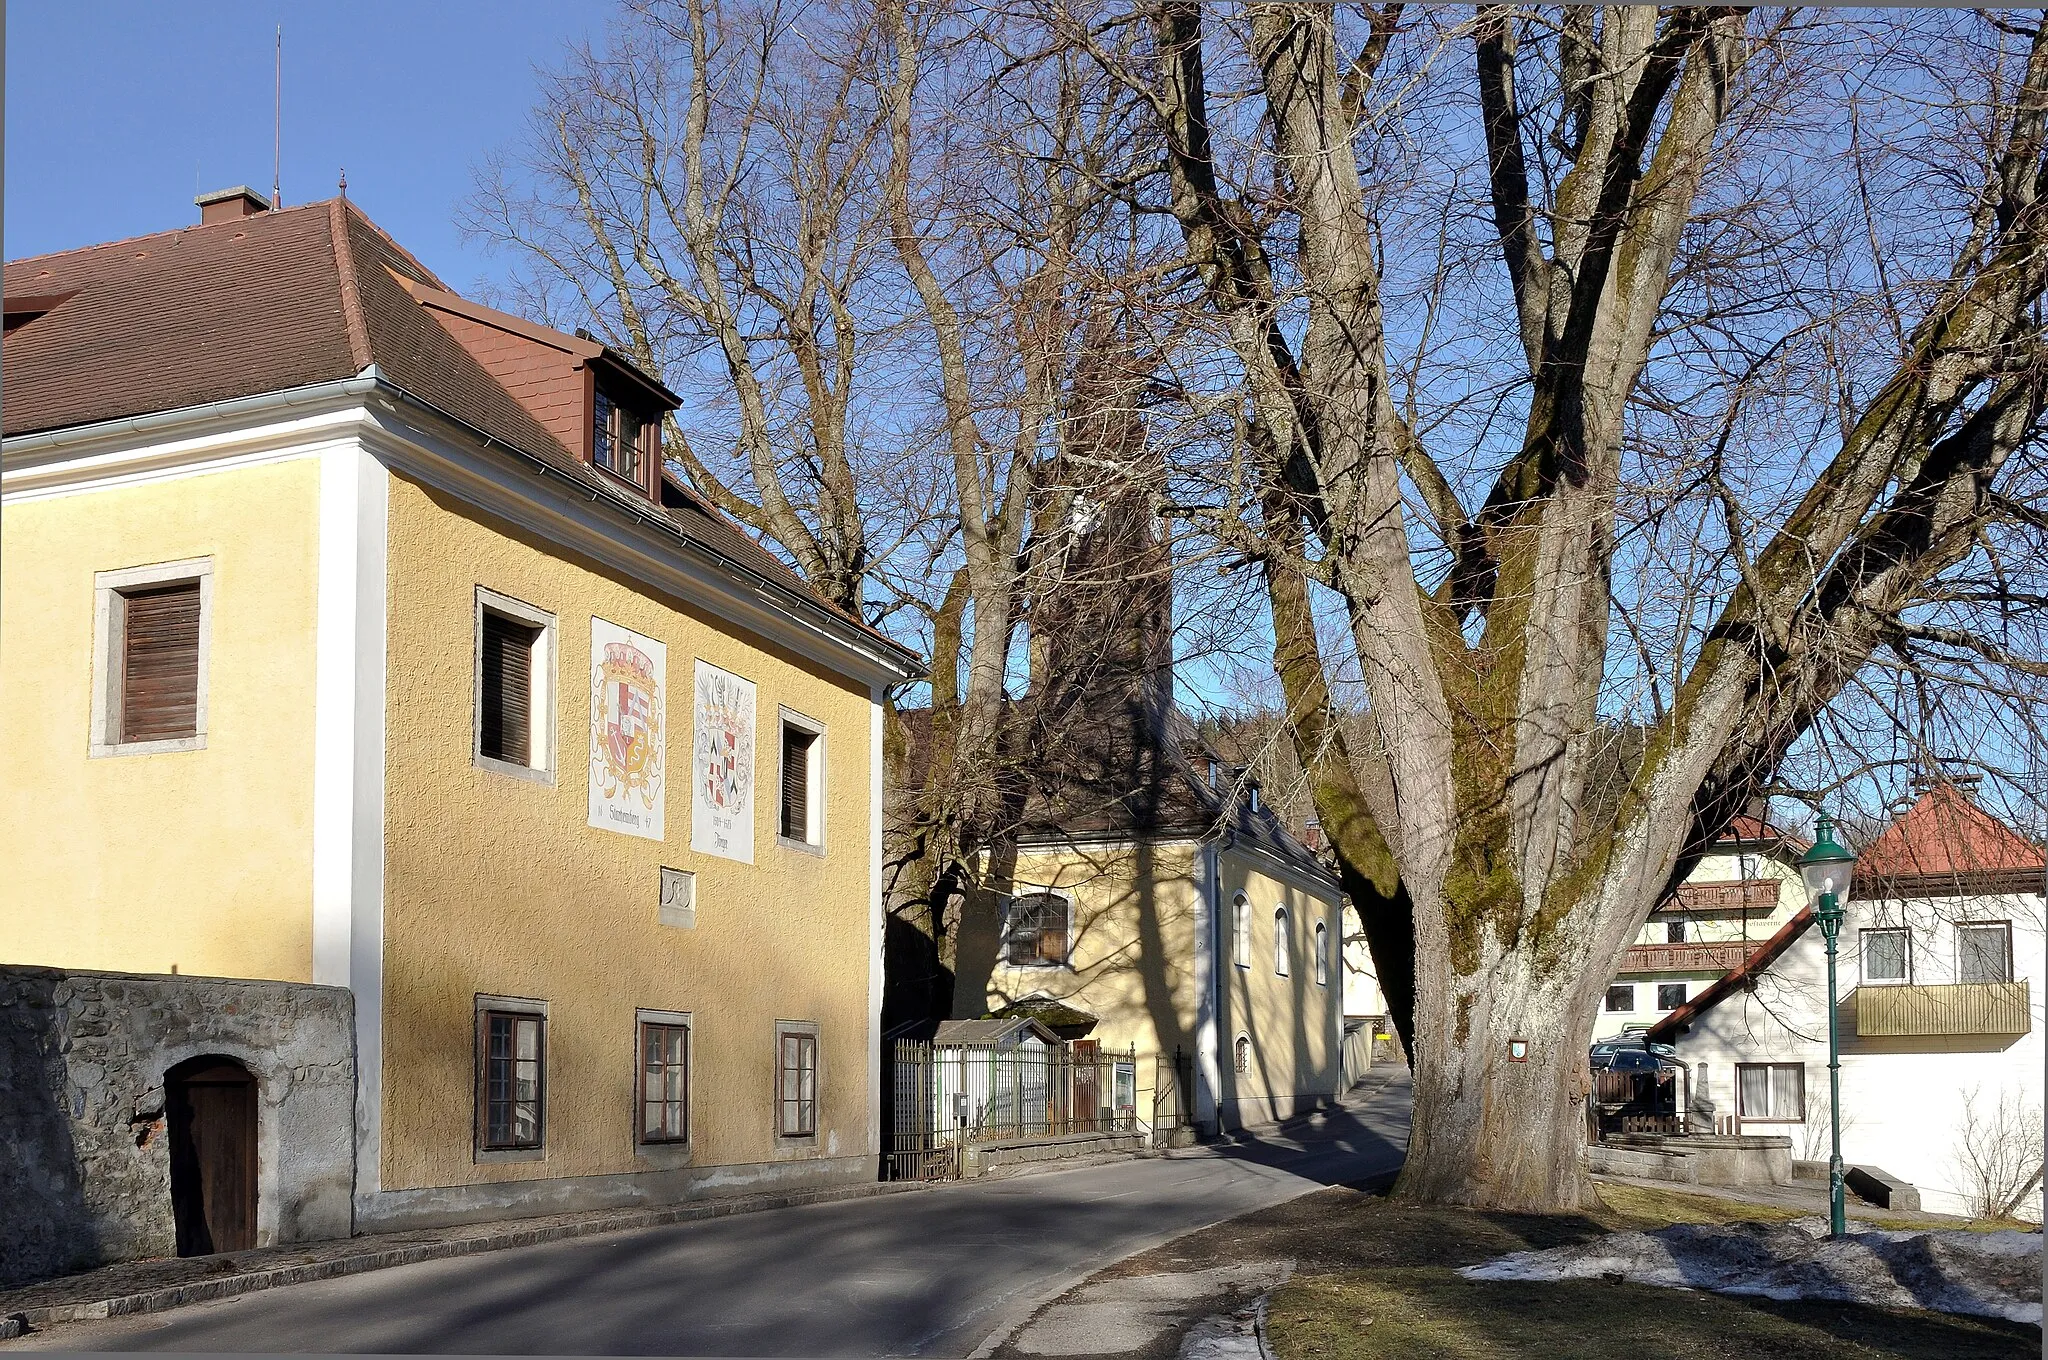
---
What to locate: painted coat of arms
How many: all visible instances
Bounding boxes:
[588,618,666,840]
[691,660,755,862]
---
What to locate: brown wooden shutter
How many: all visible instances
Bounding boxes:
[781,727,812,840]
[121,582,201,742]
[480,612,535,765]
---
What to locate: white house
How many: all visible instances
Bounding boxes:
[1593,816,1807,1040]
[1653,783,2044,1220]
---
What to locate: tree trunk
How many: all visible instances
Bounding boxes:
[1398,902,1606,1210]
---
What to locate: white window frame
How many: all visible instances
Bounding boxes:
[90,557,214,758]
[1233,1033,1252,1074]
[1735,1061,1804,1123]
[1273,907,1291,977]
[1233,894,1251,969]
[775,707,826,854]
[1859,926,1911,985]
[1314,922,1329,986]
[1003,891,1073,968]
[1655,981,1688,1011]
[472,586,556,782]
[1604,984,1636,1013]
[1957,921,2014,984]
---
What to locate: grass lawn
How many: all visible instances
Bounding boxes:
[1246,1180,2040,1360]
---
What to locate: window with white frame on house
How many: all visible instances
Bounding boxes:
[1273,908,1291,976]
[477,1002,546,1153]
[1666,918,1687,944]
[777,1024,818,1138]
[1656,982,1687,1010]
[1958,922,2014,983]
[1004,893,1071,967]
[1735,1062,1803,1121]
[475,590,554,775]
[1861,927,1910,984]
[1233,895,1251,968]
[637,1013,690,1145]
[92,559,213,755]
[1604,984,1635,1013]
[1314,923,1329,986]
[777,713,823,847]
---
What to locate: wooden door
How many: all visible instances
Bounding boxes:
[1071,1039,1100,1128]
[167,1057,257,1256]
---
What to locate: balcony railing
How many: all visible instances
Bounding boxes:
[1854,981,2032,1038]
[1660,879,1781,915]
[1621,941,1752,975]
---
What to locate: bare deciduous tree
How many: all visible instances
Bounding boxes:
[1955,1084,2045,1221]
[1054,2,2048,1210]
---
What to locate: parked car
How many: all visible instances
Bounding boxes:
[1590,1036,1681,1063]
[1590,1048,1666,1073]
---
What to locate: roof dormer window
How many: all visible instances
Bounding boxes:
[593,388,648,488]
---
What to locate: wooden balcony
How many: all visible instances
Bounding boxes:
[1621,941,1752,975]
[1854,981,2032,1038]
[1658,879,1781,915]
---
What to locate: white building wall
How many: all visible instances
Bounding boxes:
[1671,889,2044,1219]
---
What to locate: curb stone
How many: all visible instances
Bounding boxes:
[3,1179,929,1329]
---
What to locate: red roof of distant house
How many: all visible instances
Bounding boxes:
[1851,782,2045,898]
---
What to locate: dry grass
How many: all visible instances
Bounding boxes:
[1244,1181,2040,1360]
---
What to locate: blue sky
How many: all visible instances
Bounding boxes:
[4,1,601,291]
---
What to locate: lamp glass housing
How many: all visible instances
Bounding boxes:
[1800,815,1856,909]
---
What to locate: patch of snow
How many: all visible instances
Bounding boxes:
[1460,1222,2042,1325]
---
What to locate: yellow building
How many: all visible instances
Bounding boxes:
[1,188,918,1262]
[909,396,1345,1134]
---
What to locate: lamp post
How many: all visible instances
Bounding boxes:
[1799,812,1858,1238]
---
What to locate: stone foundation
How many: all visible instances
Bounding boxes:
[0,966,356,1285]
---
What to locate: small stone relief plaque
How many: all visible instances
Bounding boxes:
[659,866,696,929]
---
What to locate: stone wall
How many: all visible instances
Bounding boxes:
[0,966,356,1285]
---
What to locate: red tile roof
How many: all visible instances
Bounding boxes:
[1852,782,2045,898]
[4,199,917,673]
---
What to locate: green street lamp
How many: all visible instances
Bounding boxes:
[1800,812,1858,1238]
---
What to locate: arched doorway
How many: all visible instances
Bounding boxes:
[166,1056,257,1255]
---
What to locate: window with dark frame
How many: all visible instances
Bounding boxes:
[1735,1062,1804,1121]
[780,723,817,843]
[1004,893,1070,967]
[479,1011,544,1150]
[1656,982,1687,1010]
[1958,923,2014,983]
[593,388,646,485]
[638,1020,690,1144]
[1604,984,1635,1013]
[778,1030,818,1138]
[119,581,202,742]
[479,608,543,766]
[1862,927,1910,984]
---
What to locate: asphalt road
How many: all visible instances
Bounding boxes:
[12,1074,1411,1357]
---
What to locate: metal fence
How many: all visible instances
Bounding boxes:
[884,1040,1192,1181]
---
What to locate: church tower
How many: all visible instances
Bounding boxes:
[1028,311,1173,728]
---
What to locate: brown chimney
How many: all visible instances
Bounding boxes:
[195,186,272,224]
